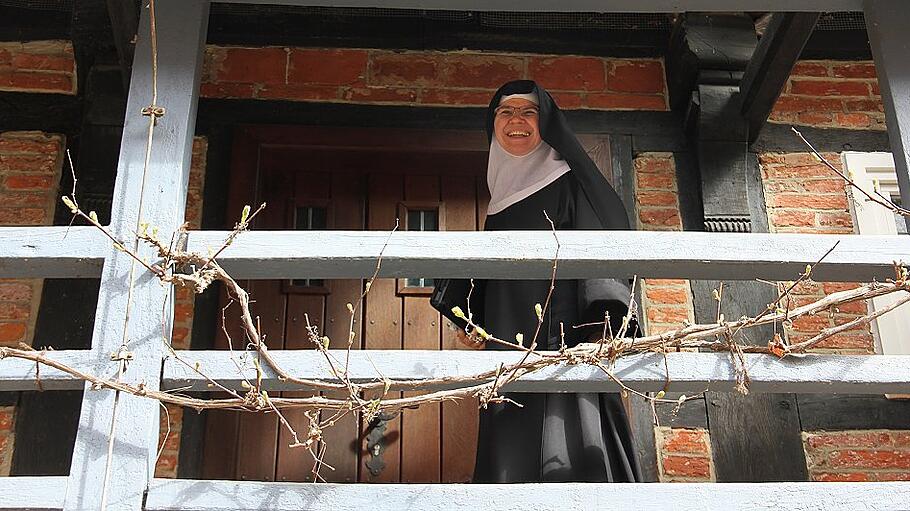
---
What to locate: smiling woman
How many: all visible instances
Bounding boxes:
[432,80,641,483]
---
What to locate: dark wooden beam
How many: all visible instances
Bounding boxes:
[740,12,820,143]
[105,0,139,94]
[865,0,910,232]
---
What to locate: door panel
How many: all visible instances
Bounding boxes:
[203,127,506,483]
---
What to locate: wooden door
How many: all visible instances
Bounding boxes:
[201,126,489,483]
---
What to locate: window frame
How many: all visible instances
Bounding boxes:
[396,201,446,296]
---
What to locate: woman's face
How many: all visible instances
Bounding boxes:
[493,98,542,156]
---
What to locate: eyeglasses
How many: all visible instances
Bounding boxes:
[494,106,539,119]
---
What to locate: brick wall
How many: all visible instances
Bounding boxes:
[759,152,874,354]
[0,131,66,476]
[154,137,207,479]
[0,41,76,95]
[655,427,715,482]
[203,47,668,110]
[804,430,910,481]
[769,60,884,130]
[633,153,695,337]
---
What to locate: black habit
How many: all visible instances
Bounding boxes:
[432,80,642,483]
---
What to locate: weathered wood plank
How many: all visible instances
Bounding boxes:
[866,0,910,233]
[740,13,820,142]
[188,230,910,282]
[64,1,210,509]
[0,476,67,510]
[222,0,860,13]
[0,226,106,278]
[145,479,910,511]
[163,350,910,395]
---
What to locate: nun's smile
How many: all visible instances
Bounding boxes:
[493,98,542,156]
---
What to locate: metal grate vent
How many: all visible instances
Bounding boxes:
[209,4,671,32]
[479,12,671,31]
[0,0,71,10]
[816,11,866,31]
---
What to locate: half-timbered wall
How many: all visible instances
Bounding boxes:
[2,11,910,491]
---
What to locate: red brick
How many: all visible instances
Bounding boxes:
[0,49,11,66]
[442,54,523,89]
[0,410,13,431]
[832,63,878,79]
[0,154,59,174]
[634,156,674,173]
[288,49,367,86]
[11,53,74,72]
[662,429,708,455]
[343,87,417,103]
[419,89,491,106]
[0,282,31,302]
[548,92,584,110]
[806,431,892,449]
[872,82,881,96]
[528,56,605,91]
[817,211,854,228]
[586,93,666,110]
[790,315,830,332]
[845,99,885,113]
[811,334,874,351]
[822,282,863,294]
[761,164,837,180]
[636,190,677,207]
[636,172,674,190]
[645,285,690,305]
[812,472,870,482]
[0,71,73,93]
[646,279,688,287]
[772,96,843,113]
[891,433,910,447]
[834,300,869,315]
[771,210,815,228]
[0,208,45,225]
[874,472,910,481]
[790,80,870,97]
[796,112,834,125]
[829,450,910,469]
[0,303,29,320]
[607,60,665,94]
[835,112,872,128]
[662,455,711,478]
[256,84,339,101]
[0,322,26,343]
[215,47,286,85]
[802,179,847,194]
[770,193,848,210]
[0,137,61,154]
[370,53,441,86]
[3,174,54,191]
[646,306,690,324]
[200,82,256,99]
[638,207,680,228]
[792,61,830,77]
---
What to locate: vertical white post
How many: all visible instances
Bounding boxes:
[64,1,209,509]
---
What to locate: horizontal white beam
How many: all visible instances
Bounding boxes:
[146,479,909,511]
[189,230,910,282]
[163,350,910,394]
[4,350,910,394]
[0,476,66,510]
[219,0,860,13]
[0,226,105,278]
[0,350,113,391]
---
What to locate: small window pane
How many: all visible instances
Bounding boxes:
[406,209,438,288]
[294,206,327,287]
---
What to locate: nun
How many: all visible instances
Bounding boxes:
[432,80,642,483]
